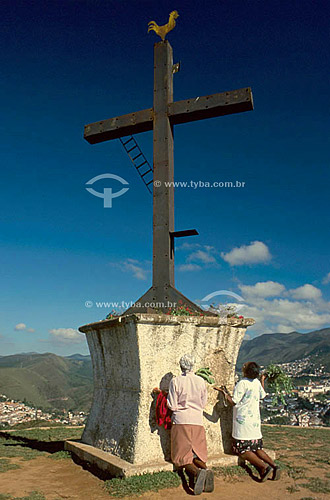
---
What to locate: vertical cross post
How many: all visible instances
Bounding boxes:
[153,41,175,296]
[83,36,254,314]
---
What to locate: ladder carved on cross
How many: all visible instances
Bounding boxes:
[84,40,253,314]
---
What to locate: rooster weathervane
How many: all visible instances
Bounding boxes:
[148,10,179,41]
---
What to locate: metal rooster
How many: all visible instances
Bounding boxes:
[148,11,179,41]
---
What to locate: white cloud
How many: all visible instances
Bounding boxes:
[239,281,285,299]
[288,284,322,301]
[122,258,148,280]
[322,272,330,285]
[176,242,201,251]
[275,324,296,334]
[187,250,216,264]
[242,296,330,335]
[178,244,219,271]
[221,241,271,266]
[15,323,26,331]
[236,279,330,336]
[14,323,35,332]
[178,263,202,272]
[49,328,84,344]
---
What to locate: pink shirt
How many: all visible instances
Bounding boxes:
[167,372,207,425]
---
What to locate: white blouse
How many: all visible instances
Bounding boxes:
[232,377,266,440]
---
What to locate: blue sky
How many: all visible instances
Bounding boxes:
[1,0,329,355]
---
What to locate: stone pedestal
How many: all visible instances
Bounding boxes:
[78,313,254,467]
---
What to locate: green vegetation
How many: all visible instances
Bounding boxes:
[237,328,330,371]
[287,484,300,493]
[0,436,46,461]
[47,450,71,460]
[0,353,92,412]
[0,458,21,473]
[0,493,46,500]
[267,416,291,425]
[264,364,294,405]
[299,477,330,494]
[9,420,72,430]
[0,427,81,466]
[195,367,215,384]
[9,426,83,442]
[213,465,246,482]
[0,423,329,499]
[104,471,181,497]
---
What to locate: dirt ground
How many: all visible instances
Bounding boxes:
[0,451,328,500]
[0,427,329,500]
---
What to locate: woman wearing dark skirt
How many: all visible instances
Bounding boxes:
[215,361,280,482]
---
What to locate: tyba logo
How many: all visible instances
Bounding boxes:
[85,173,129,208]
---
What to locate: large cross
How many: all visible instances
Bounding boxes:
[84,41,253,314]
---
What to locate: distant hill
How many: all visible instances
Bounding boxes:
[1,328,329,413]
[237,327,330,370]
[66,354,91,361]
[0,353,93,412]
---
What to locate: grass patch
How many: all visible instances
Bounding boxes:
[8,427,83,442]
[0,436,46,461]
[9,421,77,430]
[47,450,71,460]
[15,493,46,500]
[262,425,330,470]
[287,484,300,493]
[287,466,307,480]
[104,471,181,497]
[299,477,330,494]
[0,492,45,500]
[0,458,21,473]
[213,465,247,481]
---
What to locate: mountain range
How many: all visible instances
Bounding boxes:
[237,327,330,370]
[0,328,329,413]
[0,352,93,412]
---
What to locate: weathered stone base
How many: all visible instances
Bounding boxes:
[79,313,255,466]
[65,439,275,478]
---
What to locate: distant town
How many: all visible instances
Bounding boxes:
[260,356,330,427]
[0,395,87,428]
[0,355,329,429]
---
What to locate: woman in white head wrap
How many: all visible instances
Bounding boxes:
[167,354,214,495]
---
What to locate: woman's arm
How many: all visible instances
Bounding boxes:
[167,379,178,411]
[259,373,267,399]
[260,373,267,390]
[214,387,235,406]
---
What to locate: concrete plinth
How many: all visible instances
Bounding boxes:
[79,313,255,467]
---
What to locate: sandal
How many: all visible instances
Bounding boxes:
[204,469,214,492]
[194,469,207,495]
[272,466,281,481]
[260,465,273,482]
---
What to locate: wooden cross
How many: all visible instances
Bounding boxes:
[84,41,253,314]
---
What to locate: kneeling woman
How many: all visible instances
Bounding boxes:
[216,361,280,482]
[167,354,214,495]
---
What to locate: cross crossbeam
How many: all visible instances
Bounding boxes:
[84,88,253,144]
[84,41,253,314]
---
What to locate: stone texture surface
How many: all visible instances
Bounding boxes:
[65,440,276,478]
[79,314,255,466]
